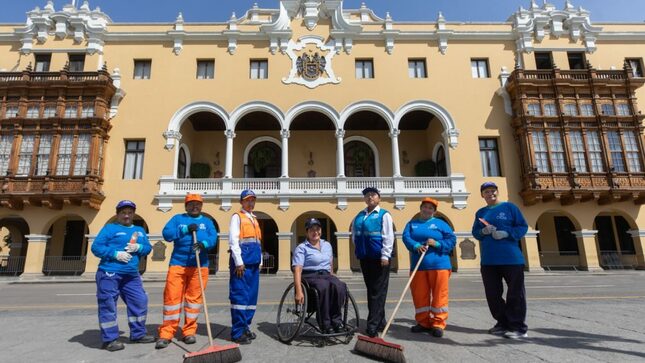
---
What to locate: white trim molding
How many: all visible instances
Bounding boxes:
[394,101,460,149]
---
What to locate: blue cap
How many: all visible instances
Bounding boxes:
[480,182,498,192]
[116,200,136,212]
[305,218,322,230]
[240,189,256,201]
[362,187,380,197]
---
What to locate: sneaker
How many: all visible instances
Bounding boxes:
[431,327,444,338]
[245,330,257,340]
[183,335,196,344]
[102,340,125,352]
[155,339,170,350]
[410,324,431,333]
[504,331,528,339]
[488,326,507,336]
[365,330,378,338]
[332,323,344,333]
[232,335,252,345]
[130,335,155,344]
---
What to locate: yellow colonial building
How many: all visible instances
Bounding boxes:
[1,0,644,277]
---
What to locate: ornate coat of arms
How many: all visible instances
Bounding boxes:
[296,52,326,81]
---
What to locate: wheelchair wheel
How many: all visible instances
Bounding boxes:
[277,282,307,343]
[343,290,360,337]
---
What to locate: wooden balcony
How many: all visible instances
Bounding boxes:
[0,69,114,88]
[0,175,105,210]
[506,68,645,92]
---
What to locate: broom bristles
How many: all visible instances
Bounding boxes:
[183,344,242,363]
[354,335,406,363]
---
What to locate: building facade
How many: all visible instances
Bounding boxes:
[0,0,644,277]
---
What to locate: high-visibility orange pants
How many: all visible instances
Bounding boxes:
[158,266,209,340]
[410,269,451,330]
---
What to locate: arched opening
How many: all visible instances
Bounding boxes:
[594,214,637,269]
[179,111,226,179]
[44,215,89,276]
[399,110,444,177]
[535,212,583,270]
[177,146,188,179]
[0,217,29,276]
[344,140,375,177]
[291,212,339,272]
[344,111,388,177]
[245,140,281,178]
[235,111,282,178]
[290,111,336,177]
[253,211,279,274]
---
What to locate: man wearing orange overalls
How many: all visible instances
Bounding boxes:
[156,194,218,349]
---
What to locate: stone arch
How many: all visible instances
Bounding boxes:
[230,101,286,130]
[394,100,460,149]
[285,101,340,130]
[339,100,395,130]
[165,101,230,149]
[252,210,279,274]
[535,211,583,270]
[0,216,30,276]
[43,214,90,276]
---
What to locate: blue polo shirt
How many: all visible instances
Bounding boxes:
[292,239,333,272]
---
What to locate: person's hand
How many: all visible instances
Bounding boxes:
[188,223,198,232]
[427,238,438,248]
[235,264,246,278]
[124,243,140,253]
[115,251,132,263]
[481,224,497,235]
[492,230,509,240]
[416,244,428,254]
[381,258,390,267]
[192,241,206,252]
[180,225,189,234]
[295,290,304,305]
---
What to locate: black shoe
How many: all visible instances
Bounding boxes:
[155,339,170,350]
[333,323,344,333]
[102,340,124,352]
[365,330,378,338]
[183,335,196,344]
[130,335,155,344]
[245,330,257,340]
[410,324,431,333]
[431,327,444,338]
[232,335,252,345]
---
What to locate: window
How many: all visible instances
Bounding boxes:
[548,131,567,172]
[527,103,541,116]
[607,131,626,172]
[81,103,94,118]
[35,134,52,176]
[408,59,427,78]
[0,135,13,175]
[543,103,557,116]
[479,138,501,176]
[534,52,553,70]
[626,58,643,77]
[16,135,35,175]
[34,53,51,72]
[123,140,145,179]
[587,131,605,172]
[64,104,77,118]
[43,105,57,118]
[601,104,615,115]
[580,103,594,116]
[471,59,489,78]
[567,52,586,70]
[133,60,152,79]
[4,105,18,118]
[178,147,187,178]
[26,105,40,118]
[569,131,588,172]
[355,59,374,79]
[616,104,631,116]
[563,104,578,116]
[532,131,550,172]
[624,131,643,172]
[73,134,91,175]
[196,60,215,79]
[250,60,268,79]
[68,54,85,72]
[97,138,105,176]
[55,134,73,175]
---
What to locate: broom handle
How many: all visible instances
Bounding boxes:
[193,231,214,346]
[380,246,428,338]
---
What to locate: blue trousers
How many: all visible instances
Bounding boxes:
[229,260,260,340]
[96,270,149,342]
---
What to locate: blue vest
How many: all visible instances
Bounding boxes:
[353,209,387,260]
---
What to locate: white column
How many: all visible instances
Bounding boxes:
[336,129,345,177]
[280,129,290,177]
[224,129,235,178]
[390,129,401,177]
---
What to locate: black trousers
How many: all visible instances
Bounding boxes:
[480,265,527,333]
[360,259,390,333]
[302,272,347,329]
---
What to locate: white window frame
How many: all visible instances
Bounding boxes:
[250,60,268,79]
[471,58,490,78]
[196,59,215,80]
[133,60,152,80]
[123,140,145,180]
[355,59,374,79]
[408,59,427,78]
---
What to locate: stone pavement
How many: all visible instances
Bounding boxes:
[1,272,645,362]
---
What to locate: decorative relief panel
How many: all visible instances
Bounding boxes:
[282,35,341,89]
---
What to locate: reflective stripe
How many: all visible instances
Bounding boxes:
[431,306,449,313]
[231,304,257,311]
[185,302,202,310]
[128,315,147,323]
[100,320,118,329]
[415,306,432,314]
[164,303,182,311]
[185,312,200,319]
[163,313,181,321]
[240,237,260,244]
[355,231,381,236]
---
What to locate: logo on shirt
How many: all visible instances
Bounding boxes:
[496,213,508,221]
[115,232,127,236]
[428,224,438,230]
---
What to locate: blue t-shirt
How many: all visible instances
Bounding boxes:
[402,217,456,271]
[471,202,528,265]
[162,213,218,267]
[91,223,152,275]
[292,239,333,272]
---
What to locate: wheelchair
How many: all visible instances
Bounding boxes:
[276,280,359,346]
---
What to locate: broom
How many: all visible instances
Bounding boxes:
[183,231,242,363]
[354,245,429,363]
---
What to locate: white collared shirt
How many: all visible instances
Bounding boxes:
[228,209,262,267]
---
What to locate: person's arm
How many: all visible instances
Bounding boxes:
[402,221,421,252]
[91,225,117,260]
[435,221,457,254]
[137,229,153,256]
[229,214,243,266]
[162,215,182,242]
[471,210,491,241]
[203,219,218,251]
[381,212,394,265]
[508,203,529,241]
[293,265,304,305]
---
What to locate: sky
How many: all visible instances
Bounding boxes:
[0,0,644,24]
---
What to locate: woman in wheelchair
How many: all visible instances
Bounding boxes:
[292,218,348,334]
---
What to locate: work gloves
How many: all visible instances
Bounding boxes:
[180,223,199,235]
[192,241,207,252]
[124,243,141,253]
[492,230,509,240]
[115,251,133,263]
[481,224,497,235]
